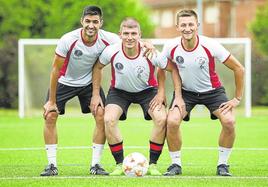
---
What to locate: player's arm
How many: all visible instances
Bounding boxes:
[219,55,245,114]
[91,60,105,116]
[164,60,186,115]
[43,55,65,119]
[149,68,166,111]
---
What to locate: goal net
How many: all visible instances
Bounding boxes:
[18,38,251,118]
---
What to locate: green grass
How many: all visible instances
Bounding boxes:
[0,107,268,186]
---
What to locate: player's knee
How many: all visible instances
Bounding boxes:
[221,117,236,132]
[45,112,58,124]
[104,115,117,128]
[167,116,182,130]
[154,115,167,129]
[95,108,104,123]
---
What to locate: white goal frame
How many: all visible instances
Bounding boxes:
[18,38,251,118]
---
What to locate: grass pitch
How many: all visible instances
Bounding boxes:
[0,107,268,186]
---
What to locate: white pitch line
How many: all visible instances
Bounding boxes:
[1,176,268,180]
[0,146,268,151]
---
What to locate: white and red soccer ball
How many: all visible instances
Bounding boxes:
[122,152,149,177]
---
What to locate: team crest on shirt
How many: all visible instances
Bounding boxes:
[195,57,207,69]
[175,56,185,68]
[135,66,146,80]
[73,49,83,59]
[115,62,124,74]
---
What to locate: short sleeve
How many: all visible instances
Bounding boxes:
[108,34,120,45]
[211,39,231,63]
[161,41,172,60]
[151,51,168,69]
[55,35,70,58]
[100,30,121,46]
[99,45,114,66]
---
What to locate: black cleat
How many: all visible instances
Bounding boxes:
[90,164,109,175]
[40,164,58,176]
[163,164,182,176]
[217,164,232,176]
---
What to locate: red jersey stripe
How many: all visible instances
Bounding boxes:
[59,40,78,77]
[110,51,120,88]
[202,45,221,88]
[146,58,158,87]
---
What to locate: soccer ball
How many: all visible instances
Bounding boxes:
[122,152,149,177]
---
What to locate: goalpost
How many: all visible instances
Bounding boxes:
[18,38,251,118]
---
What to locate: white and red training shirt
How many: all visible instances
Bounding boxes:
[55,28,120,87]
[161,35,231,93]
[99,42,168,93]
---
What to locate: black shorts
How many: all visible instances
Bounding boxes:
[170,87,228,121]
[105,87,158,121]
[45,83,106,115]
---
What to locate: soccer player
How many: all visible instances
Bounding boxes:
[40,5,120,176]
[41,5,157,176]
[91,17,184,176]
[161,10,245,176]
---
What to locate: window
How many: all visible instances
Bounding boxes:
[205,6,219,24]
[161,10,173,28]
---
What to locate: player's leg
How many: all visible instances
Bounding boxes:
[164,90,193,176]
[41,110,59,176]
[104,88,128,176]
[207,87,234,176]
[41,83,75,176]
[163,107,184,176]
[147,104,167,176]
[105,104,124,175]
[79,86,108,175]
[138,88,165,175]
[213,109,235,176]
[90,105,108,175]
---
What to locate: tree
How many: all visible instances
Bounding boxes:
[250,1,268,105]
[0,0,154,108]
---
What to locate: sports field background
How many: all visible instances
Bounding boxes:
[0,107,268,186]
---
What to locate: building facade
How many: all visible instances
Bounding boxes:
[142,0,266,38]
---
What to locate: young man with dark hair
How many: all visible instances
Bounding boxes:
[91,17,184,176]
[161,9,244,176]
[40,5,120,176]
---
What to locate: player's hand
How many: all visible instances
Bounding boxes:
[43,101,59,120]
[90,95,104,116]
[219,98,240,115]
[170,96,186,116]
[141,41,157,60]
[149,93,166,111]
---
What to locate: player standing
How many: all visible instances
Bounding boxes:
[40,5,120,176]
[161,10,244,176]
[91,17,184,176]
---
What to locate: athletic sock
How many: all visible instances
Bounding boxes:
[218,146,232,166]
[169,151,182,166]
[91,143,104,167]
[109,141,124,164]
[45,144,57,167]
[149,141,164,164]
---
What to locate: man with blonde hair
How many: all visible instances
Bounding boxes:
[91,17,184,176]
